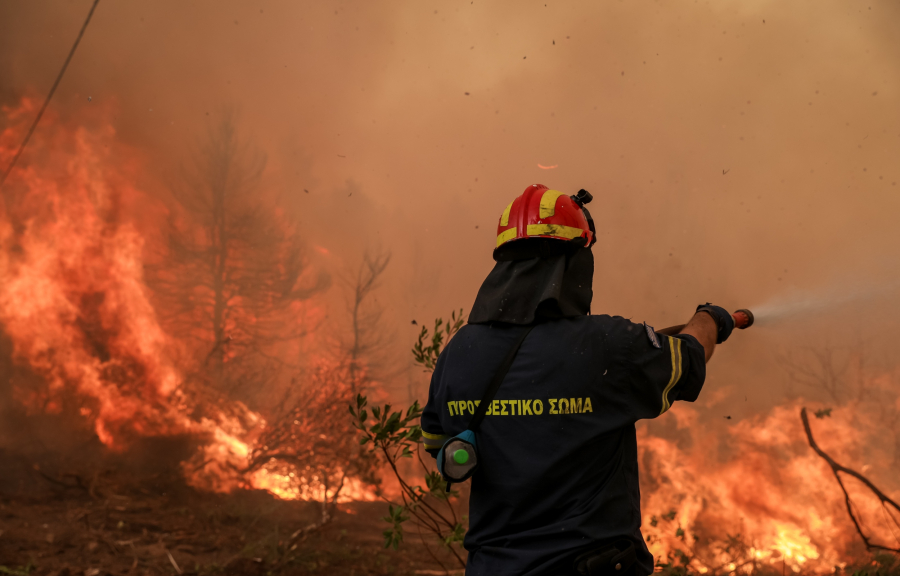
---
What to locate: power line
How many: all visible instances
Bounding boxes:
[0,0,101,192]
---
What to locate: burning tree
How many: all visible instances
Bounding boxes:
[240,252,394,556]
[147,114,328,406]
[0,98,194,448]
[247,360,379,516]
[0,99,385,507]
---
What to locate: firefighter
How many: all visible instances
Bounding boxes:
[420,184,734,576]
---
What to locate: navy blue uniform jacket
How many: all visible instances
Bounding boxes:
[420,315,706,576]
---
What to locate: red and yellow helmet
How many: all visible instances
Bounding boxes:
[495,184,595,251]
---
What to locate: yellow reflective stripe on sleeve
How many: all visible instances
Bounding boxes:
[496,227,518,247]
[659,337,683,415]
[539,189,567,218]
[526,223,585,240]
[500,201,514,227]
[422,430,449,449]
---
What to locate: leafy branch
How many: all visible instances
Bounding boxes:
[350,395,466,568]
[350,310,468,569]
[412,309,464,371]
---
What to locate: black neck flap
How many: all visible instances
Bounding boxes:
[469,239,593,326]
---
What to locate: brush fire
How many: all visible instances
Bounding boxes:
[0,96,897,574]
[0,98,375,503]
[2,1,900,574]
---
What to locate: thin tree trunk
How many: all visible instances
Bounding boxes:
[210,158,229,389]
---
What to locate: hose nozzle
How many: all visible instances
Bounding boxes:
[733,309,754,330]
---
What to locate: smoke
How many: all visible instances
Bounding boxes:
[0,0,899,526]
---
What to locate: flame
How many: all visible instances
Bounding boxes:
[639,401,900,572]
[250,467,376,503]
[0,97,374,503]
[0,97,188,446]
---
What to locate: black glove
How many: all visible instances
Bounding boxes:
[696,303,735,344]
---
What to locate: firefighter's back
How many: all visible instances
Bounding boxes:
[422,313,707,575]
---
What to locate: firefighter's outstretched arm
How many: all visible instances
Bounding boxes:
[678,304,735,363]
[678,312,717,362]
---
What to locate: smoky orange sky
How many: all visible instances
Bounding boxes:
[2,0,900,422]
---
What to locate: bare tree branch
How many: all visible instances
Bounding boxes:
[800,407,900,553]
